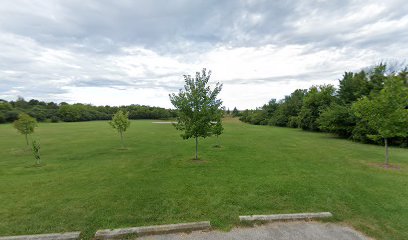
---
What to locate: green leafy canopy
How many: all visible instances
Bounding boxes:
[169,68,223,140]
[109,110,130,133]
[353,75,408,139]
[13,113,37,135]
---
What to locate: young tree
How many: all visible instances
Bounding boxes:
[353,76,408,165]
[213,119,224,147]
[32,140,41,165]
[13,113,37,145]
[169,68,223,160]
[109,110,131,149]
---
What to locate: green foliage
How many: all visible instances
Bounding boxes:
[13,113,37,145]
[353,76,408,139]
[213,120,224,137]
[298,85,336,131]
[238,63,408,148]
[169,68,223,159]
[0,98,176,124]
[109,110,131,148]
[353,75,408,164]
[232,107,240,117]
[272,89,306,127]
[109,110,130,132]
[368,63,387,93]
[318,104,356,137]
[31,140,41,165]
[0,112,5,123]
[50,116,60,123]
[212,119,224,147]
[338,71,370,104]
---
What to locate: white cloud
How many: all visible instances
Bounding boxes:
[0,0,407,109]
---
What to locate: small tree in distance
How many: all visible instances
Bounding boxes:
[213,119,224,147]
[13,113,37,146]
[232,107,239,117]
[170,68,223,160]
[109,110,130,149]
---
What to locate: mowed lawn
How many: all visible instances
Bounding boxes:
[0,118,407,239]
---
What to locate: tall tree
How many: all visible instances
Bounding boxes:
[368,63,387,93]
[298,85,336,131]
[318,103,356,137]
[272,89,306,127]
[232,107,239,117]
[13,113,37,145]
[338,71,370,104]
[353,75,408,165]
[169,68,223,160]
[109,110,131,149]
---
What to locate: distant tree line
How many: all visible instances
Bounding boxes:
[0,98,177,123]
[238,64,408,147]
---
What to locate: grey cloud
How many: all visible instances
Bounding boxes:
[226,70,339,85]
[0,0,407,107]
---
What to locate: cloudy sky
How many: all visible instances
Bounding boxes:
[0,0,407,109]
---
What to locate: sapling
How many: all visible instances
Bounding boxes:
[109,110,131,149]
[32,140,41,166]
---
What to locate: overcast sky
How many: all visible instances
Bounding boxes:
[0,0,407,109]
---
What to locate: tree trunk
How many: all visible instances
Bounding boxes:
[25,134,28,146]
[195,136,198,160]
[120,131,124,149]
[384,138,389,166]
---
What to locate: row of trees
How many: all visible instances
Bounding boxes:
[10,69,225,162]
[239,64,408,164]
[0,98,176,123]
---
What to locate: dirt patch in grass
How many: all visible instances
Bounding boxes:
[24,163,46,168]
[367,162,401,170]
[189,159,208,164]
[116,147,130,151]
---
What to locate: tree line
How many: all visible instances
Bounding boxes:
[0,98,177,123]
[238,64,408,149]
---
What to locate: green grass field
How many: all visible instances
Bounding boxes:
[0,118,407,239]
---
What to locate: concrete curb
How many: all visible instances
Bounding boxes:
[94,221,211,239]
[239,212,333,222]
[0,232,81,240]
